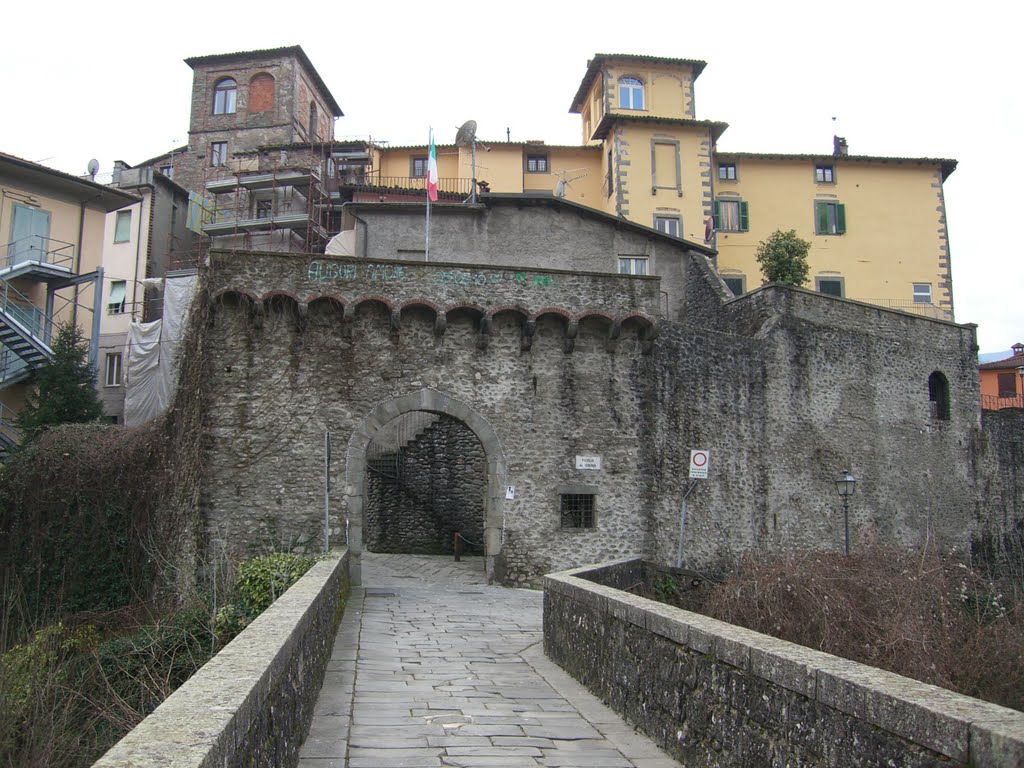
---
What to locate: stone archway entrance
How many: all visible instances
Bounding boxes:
[345,390,507,585]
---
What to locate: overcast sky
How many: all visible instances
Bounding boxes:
[6,0,1019,352]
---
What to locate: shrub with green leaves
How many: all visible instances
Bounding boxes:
[754,228,811,287]
[234,552,318,618]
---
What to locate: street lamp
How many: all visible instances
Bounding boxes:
[835,470,856,555]
[1017,364,1024,406]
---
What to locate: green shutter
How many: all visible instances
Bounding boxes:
[815,202,828,234]
[739,201,749,231]
[713,200,721,227]
[836,203,846,234]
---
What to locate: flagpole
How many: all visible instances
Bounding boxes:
[425,127,432,263]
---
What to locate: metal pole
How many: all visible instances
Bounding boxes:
[469,140,477,204]
[675,481,699,568]
[89,266,103,372]
[324,431,331,553]
[843,496,850,556]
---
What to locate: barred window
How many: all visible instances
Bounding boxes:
[560,494,595,529]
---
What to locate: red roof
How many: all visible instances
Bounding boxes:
[980,345,1024,370]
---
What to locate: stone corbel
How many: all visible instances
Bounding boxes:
[389,309,401,335]
[296,301,308,331]
[477,315,492,350]
[251,298,265,329]
[521,320,536,351]
[641,321,659,355]
[606,319,622,352]
[564,319,578,354]
[342,302,356,338]
[433,312,447,337]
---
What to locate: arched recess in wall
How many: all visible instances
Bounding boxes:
[928,370,951,421]
[345,389,507,585]
[249,73,275,112]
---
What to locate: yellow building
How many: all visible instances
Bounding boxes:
[0,152,137,453]
[371,53,955,318]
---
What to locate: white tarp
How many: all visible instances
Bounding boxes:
[123,274,197,427]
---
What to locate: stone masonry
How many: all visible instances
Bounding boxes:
[190,193,1011,587]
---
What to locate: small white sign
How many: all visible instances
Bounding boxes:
[689,449,710,479]
[505,486,515,500]
[575,455,603,471]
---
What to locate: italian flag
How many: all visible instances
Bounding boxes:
[426,132,439,202]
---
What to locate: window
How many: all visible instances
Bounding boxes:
[618,77,645,110]
[997,372,1018,398]
[654,215,681,238]
[255,199,272,219]
[723,276,745,296]
[815,201,846,235]
[652,141,681,192]
[108,280,127,315]
[560,494,595,529]
[815,277,844,297]
[618,257,648,275]
[308,102,319,140]
[714,200,749,232]
[105,353,122,387]
[249,73,275,112]
[929,371,950,421]
[913,283,932,304]
[606,149,613,198]
[411,156,429,178]
[211,141,228,167]
[815,165,835,183]
[718,163,737,181]
[213,78,237,115]
[526,154,549,173]
[158,164,174,179]
[114,210,132,243]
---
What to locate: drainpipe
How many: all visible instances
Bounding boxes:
[72,200,86,327]
[130,185,149,319]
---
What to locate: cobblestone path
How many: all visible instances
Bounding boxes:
[298,553,680,768]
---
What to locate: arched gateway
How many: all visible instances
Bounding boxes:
[345,389,507,585]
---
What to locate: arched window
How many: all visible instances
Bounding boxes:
[213,78,237,115]
[308,102,319,140]
[618,77,645,110]
[928,371,951,421]
[249,73,275,112]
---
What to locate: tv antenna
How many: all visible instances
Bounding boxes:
[455,119,490,203]
[554,167,589,198]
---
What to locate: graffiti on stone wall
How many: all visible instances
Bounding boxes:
[307,261,556,289]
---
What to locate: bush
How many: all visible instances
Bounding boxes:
[700,546,1024,711]
[754,229,811,287]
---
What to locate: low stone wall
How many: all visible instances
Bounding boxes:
[544,559,1024,768]
[93,549,349,768]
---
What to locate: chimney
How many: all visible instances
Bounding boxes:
[112,160,129,185]
[1012,342,1024,357]
[833,136,849,156]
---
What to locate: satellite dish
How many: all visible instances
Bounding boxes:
[87,158,100,179]
[555,180,567,198]
[455,120,477,147]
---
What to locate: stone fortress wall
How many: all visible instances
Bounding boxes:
[194,204,1012,584]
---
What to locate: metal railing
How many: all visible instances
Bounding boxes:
[327,174,474,197]
[0,281,50,342]
[858,298,953,321]
[1,235,75,271]
[0,401,21,447]
[0,345,29,384]
[981,394,1024,411]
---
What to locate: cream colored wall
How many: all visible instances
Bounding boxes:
[713,158,949,310]
[100,193,150,334]
[463,145,522,193]
[1,185,107,333]
[538,148,603,205]
[613,123,710,240]
[604,60,697,119]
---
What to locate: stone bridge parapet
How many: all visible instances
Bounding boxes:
[544,559,1024,768]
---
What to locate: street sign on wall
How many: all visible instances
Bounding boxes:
[689,449,709,479]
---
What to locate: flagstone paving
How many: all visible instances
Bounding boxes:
[298,553,681,768]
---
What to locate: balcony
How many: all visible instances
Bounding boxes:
[0,235,75,282]
[326,174,473,200]
[981,394,1023,411]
